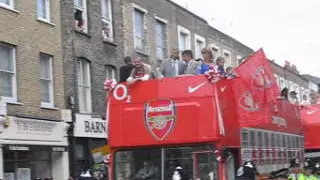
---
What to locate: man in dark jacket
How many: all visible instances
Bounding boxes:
[120,56,134,83]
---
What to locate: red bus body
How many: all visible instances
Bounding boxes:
[107,50,303,180]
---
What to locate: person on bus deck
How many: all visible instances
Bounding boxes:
[289,91,299,105]
[225,66,237,78]
[300,94,310,107]
[182,50,199,75]
[215,57,226,76]
[159,48,186,78]
[236,161,257,180]
[280,88,289,100]
[288,158,303,180]
[196,47,215,74]
[120,56,135,83]
[127,57,151,85]
[269,168,289,180]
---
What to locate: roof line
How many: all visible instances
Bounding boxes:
[208,26,254,52]
[268,60,309,82]
[166,0,208,23]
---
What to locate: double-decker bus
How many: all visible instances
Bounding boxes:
[106,50,304,180]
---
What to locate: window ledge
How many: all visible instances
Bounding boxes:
[37,18,56,26]
[0,4,19,14]
[40,104,59,110]
[136,49,149,56]
[74,29,91,38]
[103,40,118,46]
[6,101,23,105]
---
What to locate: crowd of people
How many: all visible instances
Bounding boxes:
[236,158,320,180]
[119,48,237,85]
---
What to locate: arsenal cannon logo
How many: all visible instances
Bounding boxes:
[144,100,176,141]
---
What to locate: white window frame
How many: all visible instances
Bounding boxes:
[77,59,92,113]
[177,25,191,57]
[132,3,147,52]
[37,0,51,22]
[194,34,206,59]
[101,0,114,42]
[0,0,14,10]
[105,65,116,80]
[0,43,17,103]
[279,77,285,90]
[274,74,279,86]
[74,0,88,33]
[236,55,242,66]
[210,44,220,59]
[39,53,54,108]
[155,18,167,60]
[223,50,232,67]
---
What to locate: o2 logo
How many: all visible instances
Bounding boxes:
[112,84,131,103]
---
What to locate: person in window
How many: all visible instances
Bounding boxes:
[159,48,186,78]
[196,48,215,74]
[120,56,135,83]
[134,161,159,180]
[216,57,226,76]
[127,57,151,84]
[74,9,84,30]
[182,50,199,75]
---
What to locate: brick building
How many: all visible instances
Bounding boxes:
[60,0,123,177]
[271,61,310,103]
[0,0,69,179]
[121,0,253,69]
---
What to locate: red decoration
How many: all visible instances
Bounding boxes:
[104,79,117,92]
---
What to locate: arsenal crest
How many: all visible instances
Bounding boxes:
[252,67,272,90]
[239,91,259,112]
[144,100,176,141]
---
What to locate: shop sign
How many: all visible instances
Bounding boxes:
[4,145,68,152]
[74,114,107,138]
[1,117,66,143]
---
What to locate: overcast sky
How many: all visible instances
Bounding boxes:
[172,0,320,77]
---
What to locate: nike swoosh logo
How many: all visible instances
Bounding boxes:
[188,81,207,93]
[306,110,317,115]
[220,86,226,92]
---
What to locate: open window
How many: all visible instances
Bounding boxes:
[74,0,88,33]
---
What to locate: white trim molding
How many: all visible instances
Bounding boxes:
[194,34,206,59]
[132,3,147,14]
[155,15,167,24]
[177,25,191,52]
[223,49,232,66]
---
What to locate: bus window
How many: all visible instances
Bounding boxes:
[241,130,249,147]
[113,145,218,180]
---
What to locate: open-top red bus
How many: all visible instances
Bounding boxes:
[106,50,303,180]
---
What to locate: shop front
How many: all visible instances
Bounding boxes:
[0,116,69,180]
[72,114,107,177]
